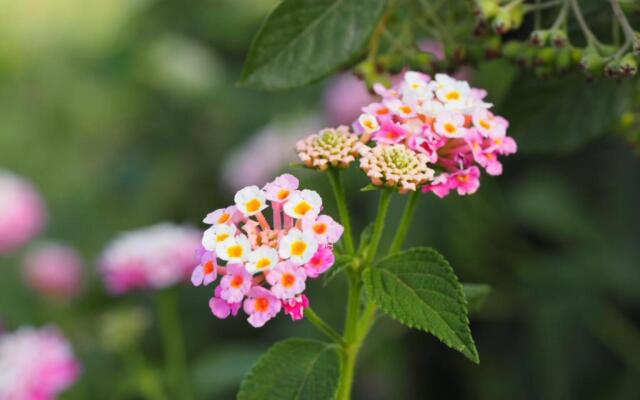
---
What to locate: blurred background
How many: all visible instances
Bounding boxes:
[0,0,639,399]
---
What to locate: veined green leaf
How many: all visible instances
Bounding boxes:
[363,247,479,363]
[237,339,341,400]
[240,0,387,90]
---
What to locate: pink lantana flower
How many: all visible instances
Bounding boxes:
[304,246,336,278]
[283,295,310,321]
[191,251,218,286]
[203,205,243,225]
[23,242,84,301]
[372,118,408,144]
[219,264,252,303]
[302,215,344,245]
[450,166,481,195]
[209,285,241,319]
[266,261,307,300]
[192,175,343,327]
[243,286,282,328]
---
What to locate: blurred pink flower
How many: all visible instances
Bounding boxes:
[419,39,473,81]
[23,242,84,301]
[99,223,200,295]
[324,73,375,125]
[222,115,323,191]
[0,326,81,400]
[282,294,309,321]
[0,171,46,254]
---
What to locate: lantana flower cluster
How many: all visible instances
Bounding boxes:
[99,223,201,295]
[0,326,81,400]
[298,71,517,196]
[24,242,85,301]
[192,174,343,328]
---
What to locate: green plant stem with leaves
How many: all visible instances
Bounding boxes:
[156,289,192,400]
[325,171,414,399]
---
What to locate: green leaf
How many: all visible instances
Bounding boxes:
[502,73,633,153]
[363,247,479,363]
[462,283,491,313]
[323,254,352,286]
[237,339,341,400]
[240,0,388,90]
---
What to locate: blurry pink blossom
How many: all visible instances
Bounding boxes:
[324,73,375,125]
[99,223,200,295]
[23,242,84,301]
[0,171,46,254]
[222,115,323,191]
[0,326,81,400]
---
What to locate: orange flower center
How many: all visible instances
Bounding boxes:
[313,223,327,235]
[277,189,290,200]
[293,201,312,216]
[457,174,470,183]
[216,233,230,242]
[217,213,231,224]
[246,198,261,213]
[203,261,215,274]
[291,240,307,257]
[444,123,456,134]
[255,297,269,312]
[400,105,412,114]
[282,273,296,288]
[230,275,244,288]
[479,120,491,130]
[377,107,390,115]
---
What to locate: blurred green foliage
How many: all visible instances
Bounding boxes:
[0,0,639,399]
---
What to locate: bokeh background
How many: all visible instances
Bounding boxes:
[1,0,639,399]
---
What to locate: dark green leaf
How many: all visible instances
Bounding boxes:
[502,73,633,153]
[462,283,491,313]
[237,339,341,400]
[240,0,388,90]
[363,247,479,363]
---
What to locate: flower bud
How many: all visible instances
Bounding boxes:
[502,41,524,60]
[530,30,549,47]
[483,36,502,58]
[492,8,512,34]
[534,47,556,65]
[580,47,605,75]
[619,53,638,76]
[534,65,552,79]
[509,4,525,30]
[604,59,621,78]
[549,30,568,48]
[556,47,573,72]
[476,0,500,19]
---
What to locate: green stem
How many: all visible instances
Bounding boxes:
[609,0,637,43]
[156,289,192,400]
[388,191,419,255]
[337,190,393,400]
[337,273,364,400]
[305,308,345,345]
[364,189,393,266]
[328,168,355,255]
[570,0,601,46]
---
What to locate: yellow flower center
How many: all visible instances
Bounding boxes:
[216,233,230,242]
[290,240,307,257]
[245,198,261,213]
[293,201,312,216]
[479,120,491,130]
[227,245,243,259]
[217,213,231,224]
[400,105,412,114]
[446,91,460,100]
[256,258,271,269]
